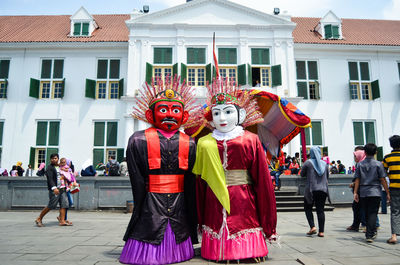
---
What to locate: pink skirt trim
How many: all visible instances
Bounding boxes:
[201,227,268,261]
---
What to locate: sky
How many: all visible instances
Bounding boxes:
[1,0,400,20]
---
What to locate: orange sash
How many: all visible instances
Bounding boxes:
[148,174,184,193]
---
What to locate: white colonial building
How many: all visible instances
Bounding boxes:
[0,0,399,171]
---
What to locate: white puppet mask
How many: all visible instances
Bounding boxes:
[210,104,246,133]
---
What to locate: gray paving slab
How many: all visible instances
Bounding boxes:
[0,208,399,264]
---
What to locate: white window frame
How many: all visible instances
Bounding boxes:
[305,120,324,147]
[96,59,120,100]
[349,61,372,100]
[296,60,320,100]
[93,120,119,164]
[34,120,60,169]
[187,66,206,87]
[39,58,63,99]
[352,120,377,146]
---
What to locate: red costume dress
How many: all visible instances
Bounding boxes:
[194,127,277,261]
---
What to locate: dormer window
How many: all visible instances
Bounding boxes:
[73,22,89,36]
[316,11,343,40]
[70,7,97,37]
[324,24,340,39]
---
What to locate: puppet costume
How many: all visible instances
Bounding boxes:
[191,79,277,262]
[120,77,198,265]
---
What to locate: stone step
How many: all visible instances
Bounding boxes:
[276,201,304,207]
[275,195,304,201]
[274,190,298,196]
[277,206,335,212]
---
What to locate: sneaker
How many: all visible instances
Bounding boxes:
[366,238,374,243]
[372,231,378,239]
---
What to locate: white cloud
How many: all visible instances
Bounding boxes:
[383,0,400,19]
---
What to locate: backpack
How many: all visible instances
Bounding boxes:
[108,162,120,176]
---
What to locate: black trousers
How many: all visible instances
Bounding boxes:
[360,196,380,239]
[351,199,362,229]
[304,191,327,233]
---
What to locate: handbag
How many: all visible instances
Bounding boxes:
[70,183,80,194]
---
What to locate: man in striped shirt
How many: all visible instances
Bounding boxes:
[383,135,400,244]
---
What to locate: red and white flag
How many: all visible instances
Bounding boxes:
[213,32,219,78]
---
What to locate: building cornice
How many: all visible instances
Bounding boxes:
[294,43,400,52]
[0,42,128,49]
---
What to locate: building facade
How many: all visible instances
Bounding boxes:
[0,0,399,171]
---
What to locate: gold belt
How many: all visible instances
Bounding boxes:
[225,170,252,186]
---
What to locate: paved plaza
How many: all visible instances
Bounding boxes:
[0,208,399,265]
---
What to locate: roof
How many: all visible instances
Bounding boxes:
[0,14,129,43]
[292,17,400,46]
[0,14,400,46]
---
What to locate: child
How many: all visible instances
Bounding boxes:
[59,158,78,225]
[10,165,18,176]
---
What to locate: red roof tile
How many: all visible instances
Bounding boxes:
[292,17,400,46]
[0,14,130,43]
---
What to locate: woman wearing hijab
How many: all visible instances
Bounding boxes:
[301,146,329,237]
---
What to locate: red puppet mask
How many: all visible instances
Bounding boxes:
[146,101,189,132]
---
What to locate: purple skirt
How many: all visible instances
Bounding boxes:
[120,222,194,265]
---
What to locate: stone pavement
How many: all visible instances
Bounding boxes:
[0,208,399,265]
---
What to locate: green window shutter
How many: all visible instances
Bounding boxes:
[324,24,332,39]
[187,48,206,64]
[377,146,384,161]
[314,81,320,99]
[118,78,124,99]
[93,148,104,166]
[36,121,47,146]
[85,78,96,99]
[82,23,89,35]
[97,60,108,79]
[218,48,237,64]
[213,66,216,78]
[304,127,311,145]
[53,59,64,78]
[353,122,364,145]
[181,63,187,83]
[296,61,306,79]
[360,62,370,81]
[0,122,3,145]
[311,121,322,145]
[206,63,211,84]
[271,64,282,87]
[0,60,10,78]
[41,60,52,79]
[398,62,400,80]
[4,78,8,99]
[29,147,36,168]
[73,23,81,35]
[29,78,40,98]
[371,79,380,99]
[297,81,308,99]
[61,78,65,98]
[106,122,118,146]
[48,121,60,146]
[247,64,252,86]
[109,60,120,79]
[237,64,246,85]
[251,48,269,65]
[117,148,125,163]
[348,62,359,80]
[307,61,318,80]
[154,48,172,64]
[197,48,206,64]
[364,122,376,144]
[94,122,105,146]
[46,148,58,166]
[187,48,195,64]
[173,63,178,78]
[146,63,153,84]
[332,25,340,38]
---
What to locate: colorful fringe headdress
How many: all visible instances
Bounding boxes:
[132,76,198,125]
[185,78,264,136]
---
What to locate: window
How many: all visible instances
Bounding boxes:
[93,121,124,167]
[145,48,176,85]
[218,48,237,83]
[348,61,380,100]
[73,22,89,36]
[29,121,60,169]
[38,59,64,99]
[304,121,323,146]
[96,59,121,99]
[296,60,320,100]
[251,48,271,87]
[324,24,340,39]
[353,121,376,146]
[185,48,206,86]
[0,60,10,99]
[0,121,3,166]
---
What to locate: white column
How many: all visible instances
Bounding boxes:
[285,40,297,98]
[126,40,137,96]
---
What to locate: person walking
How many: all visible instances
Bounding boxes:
[353,143,390,243]
[35,153,71,227]
[383,135,400,244]
[301,146,329,237]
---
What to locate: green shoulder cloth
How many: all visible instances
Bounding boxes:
[192,133,230,214]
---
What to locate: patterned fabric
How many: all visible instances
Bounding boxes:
[383,151,400,189]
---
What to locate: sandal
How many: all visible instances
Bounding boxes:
[59,222,73,226]
[35,219,44,227]
[387,238,397,244]
[306,228,317,235]
[57,216,72,225]
[346,226,359,232]
[318,232,324,237]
